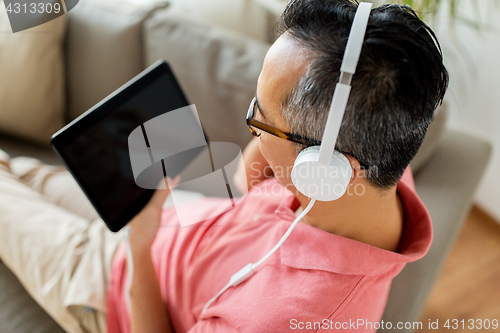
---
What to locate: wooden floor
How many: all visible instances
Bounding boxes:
[417,205,500,332]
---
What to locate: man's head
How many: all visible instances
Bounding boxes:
[255,0,448,194]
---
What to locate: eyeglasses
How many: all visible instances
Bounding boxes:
[246,97,370,169]
[246,97,320,146]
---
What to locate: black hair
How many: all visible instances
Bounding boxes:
[275,0,449,189]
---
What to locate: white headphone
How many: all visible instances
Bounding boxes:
[197,2,372,317]
[291,2,372,201]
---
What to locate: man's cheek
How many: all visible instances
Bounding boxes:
[258,138,271,162]
[258,141,276,172]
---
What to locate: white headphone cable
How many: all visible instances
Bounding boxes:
[199,198,316,316]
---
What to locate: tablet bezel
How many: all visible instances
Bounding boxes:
[51,60,198,232]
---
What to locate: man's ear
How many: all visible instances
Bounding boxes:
[342,154,362,186]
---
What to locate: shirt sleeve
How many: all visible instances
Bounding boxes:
[186,317,241,333]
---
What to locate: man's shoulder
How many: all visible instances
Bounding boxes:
[206,268,389,332]
[235,177,294,210]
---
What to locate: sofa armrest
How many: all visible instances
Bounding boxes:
[380,129,492,332]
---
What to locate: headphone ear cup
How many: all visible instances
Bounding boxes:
[291,146,352,201]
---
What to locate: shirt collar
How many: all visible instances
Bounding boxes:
[275,178,433,276]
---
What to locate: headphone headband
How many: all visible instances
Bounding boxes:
[316,2,372,165]
[341,2,372,75]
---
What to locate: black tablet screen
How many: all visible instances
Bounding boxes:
[55,63,200,231]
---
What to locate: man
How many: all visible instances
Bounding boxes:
[114,0,447,332]
[0,0,447,332]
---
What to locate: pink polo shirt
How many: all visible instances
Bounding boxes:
[106,167,432,332]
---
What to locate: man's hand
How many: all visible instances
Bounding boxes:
[234,137,273,193]
[127,175,179,333]
[127,175,180,253]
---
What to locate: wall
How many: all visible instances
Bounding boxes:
[432,0,500,221]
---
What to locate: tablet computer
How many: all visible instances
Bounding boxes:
[51,60,207,232]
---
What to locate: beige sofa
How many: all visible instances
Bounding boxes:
[0,1,492,332]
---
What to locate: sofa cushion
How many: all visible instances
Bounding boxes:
[0,1,66,146]
[144,5,270,150]
[65,0,168,121]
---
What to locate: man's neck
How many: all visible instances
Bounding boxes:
[294,182,404,252]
